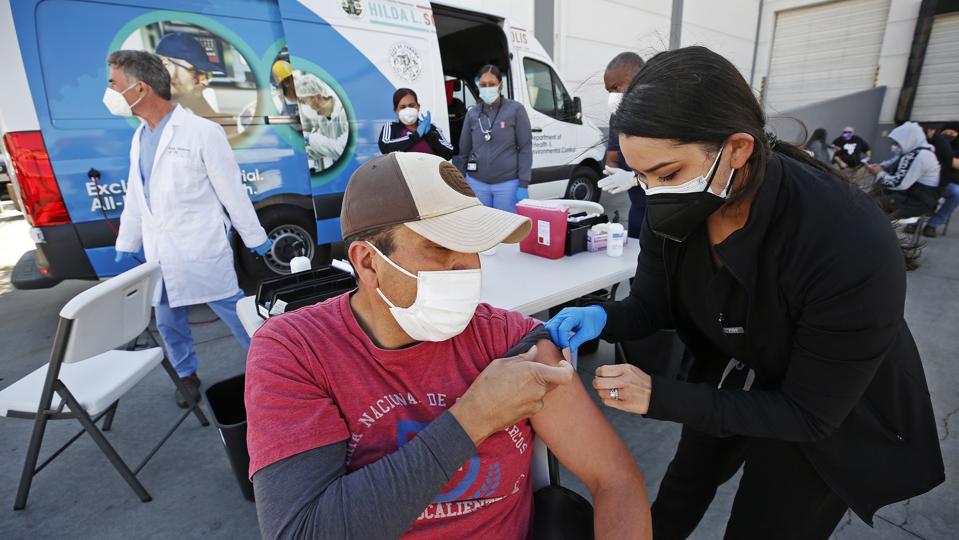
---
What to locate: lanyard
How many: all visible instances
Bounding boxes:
[478,101,503,142]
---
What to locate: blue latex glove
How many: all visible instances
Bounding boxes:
[544,305,608,353]
[515,187,529,203]
[251,239,273,256]
[114,251,134,264]
[416,111,431,137]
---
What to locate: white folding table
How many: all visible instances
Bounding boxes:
[236,241,640,338]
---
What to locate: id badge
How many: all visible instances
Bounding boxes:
[466,160,478,172]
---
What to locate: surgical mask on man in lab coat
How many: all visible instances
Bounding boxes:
[102,82,144,117]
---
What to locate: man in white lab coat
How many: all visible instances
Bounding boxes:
[105,50,272,407]
[293,72,349,169]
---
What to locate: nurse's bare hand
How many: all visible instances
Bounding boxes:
[450,346,575,446]
[592,364,652,415]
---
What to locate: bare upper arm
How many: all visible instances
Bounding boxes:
[528,339,643,494]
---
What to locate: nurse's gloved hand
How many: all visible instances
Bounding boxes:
[416,111,432,137]
[251,239,273,256]
[515,187,529,203]
[114,251,135,264]
[598,168,638,194]
[545,305,608,353]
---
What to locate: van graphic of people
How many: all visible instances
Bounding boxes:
[293,72,349,172]
[156,31,245,137]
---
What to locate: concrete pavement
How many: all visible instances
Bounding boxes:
[0,194,956,539]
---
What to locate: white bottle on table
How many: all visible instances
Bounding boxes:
[607,223,625,257]
[290,256,312,273]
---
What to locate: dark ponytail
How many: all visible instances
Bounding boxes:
[614,46,838,207]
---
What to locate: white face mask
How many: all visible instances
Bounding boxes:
[608,92,623,115]
[641,145,733,198]
[102,82,144,117]
[398,107,419,125]
[478,86,500,105]
[367,242,481,342]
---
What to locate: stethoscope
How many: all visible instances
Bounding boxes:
[477,99,502,142]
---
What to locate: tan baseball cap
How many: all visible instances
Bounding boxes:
[341,152,531,253]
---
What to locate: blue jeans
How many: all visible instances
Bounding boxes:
[929,183,959,228]
[466,176,520,213]
[155,283,250,378]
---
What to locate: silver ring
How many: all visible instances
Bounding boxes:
[609,388,620,401]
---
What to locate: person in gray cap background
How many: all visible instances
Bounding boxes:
[246,152,651,539]
[155,31,237,136]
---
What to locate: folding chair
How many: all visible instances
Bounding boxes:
[0,261,209,510]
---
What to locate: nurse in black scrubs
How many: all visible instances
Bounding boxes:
[545,46,944,540]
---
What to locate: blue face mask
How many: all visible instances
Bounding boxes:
[478,86,500,105]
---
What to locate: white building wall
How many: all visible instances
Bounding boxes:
[438,0,536,30]
[462,0,930,130]
[752,0,920,124]
[548,0,761,128]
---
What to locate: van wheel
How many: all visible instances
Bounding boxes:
[565,167,602,202]
[238,206,331,284]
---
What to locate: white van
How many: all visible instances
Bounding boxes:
[0,0,606,289]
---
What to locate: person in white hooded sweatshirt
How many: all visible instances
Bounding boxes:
[868,121,942,218]
[106,50,271,407]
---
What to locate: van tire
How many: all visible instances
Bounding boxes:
[565,166,602,202]
[237,206,331,288]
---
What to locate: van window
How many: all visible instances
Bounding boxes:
[523,58,574,122]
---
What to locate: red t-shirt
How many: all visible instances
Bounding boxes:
[246,293,540,539]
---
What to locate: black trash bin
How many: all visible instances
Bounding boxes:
[206,374,254,501]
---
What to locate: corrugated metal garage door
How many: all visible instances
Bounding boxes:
[764,0,890,113]
[911,12,959,122]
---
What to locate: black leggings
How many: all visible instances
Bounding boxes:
[651,427,848,540]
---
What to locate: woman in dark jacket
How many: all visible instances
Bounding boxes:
[378,88,454,160]
[546,46,944,540]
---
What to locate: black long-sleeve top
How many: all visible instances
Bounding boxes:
[601,154,943,523]
[378,121,454,160]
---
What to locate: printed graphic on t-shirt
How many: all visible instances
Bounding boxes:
[346,389,531,523]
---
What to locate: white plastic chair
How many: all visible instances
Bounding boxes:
[0,261,209,510]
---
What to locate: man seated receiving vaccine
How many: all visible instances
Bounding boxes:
[246,152,651,539]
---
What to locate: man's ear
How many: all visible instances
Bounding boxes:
[347,241,380,289]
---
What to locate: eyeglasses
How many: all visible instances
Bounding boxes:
[164,58,210,82]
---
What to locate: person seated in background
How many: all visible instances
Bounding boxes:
[832,126,872,186]
[867,121,941,219]
[378,88,455,159]
[804,128,831,164]
[832,126,871,168]
[246,152,651,539]
[907,122,959,237]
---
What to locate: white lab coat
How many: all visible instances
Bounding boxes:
[116,105,268,308]
[300,99,348,161]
